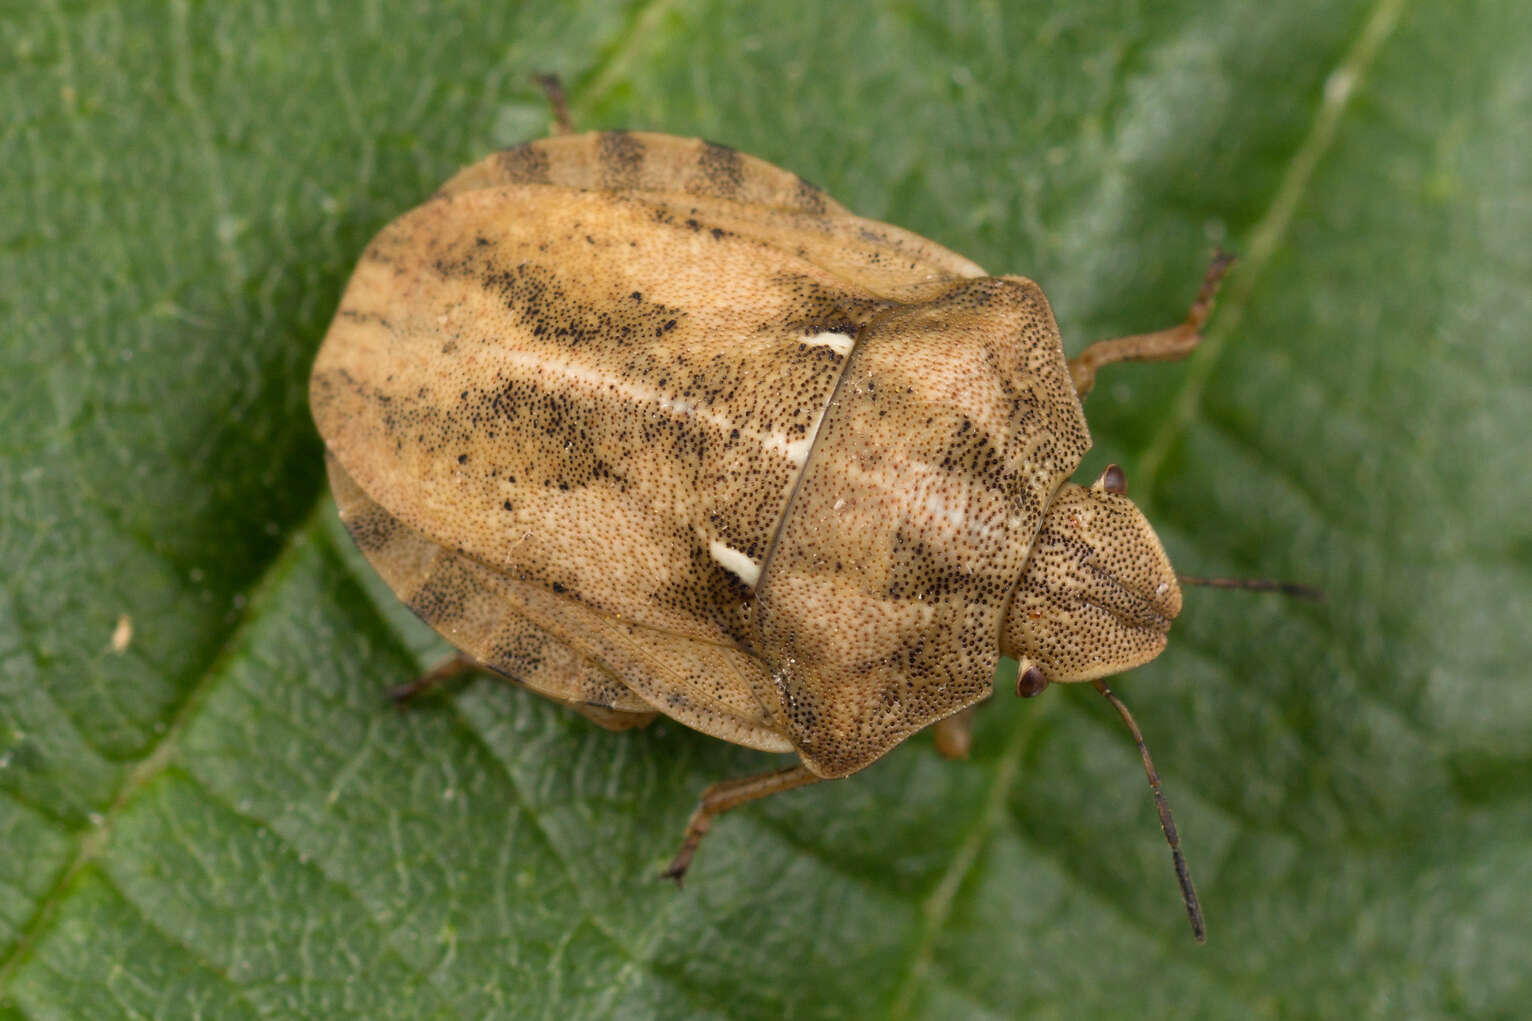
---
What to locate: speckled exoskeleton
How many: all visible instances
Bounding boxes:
[311,115,1285,941]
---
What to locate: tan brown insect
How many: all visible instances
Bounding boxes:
[311,112,1313,941]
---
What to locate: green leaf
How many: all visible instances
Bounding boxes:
[4,0,1529,1017]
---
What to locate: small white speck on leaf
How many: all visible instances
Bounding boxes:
[110,614,133,654]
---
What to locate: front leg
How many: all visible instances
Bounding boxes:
[1067,251,1234,397]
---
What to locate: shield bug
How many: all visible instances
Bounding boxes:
[311,109,1316,942]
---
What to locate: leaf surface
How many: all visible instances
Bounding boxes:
[4,1,1529,1017]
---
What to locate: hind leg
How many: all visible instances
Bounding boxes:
[388,646,658,732]
[663,765,822,883]
[533,73,573,134]
[387,652,476,703]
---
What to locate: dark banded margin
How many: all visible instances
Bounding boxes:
[692,140,745,200]
[326,453,657,717]
[793,175,830,215]
[495,143,552,185]
[596,130,647,190]
[405,554,473,631]
[341,501,401,553]
[434,131,851,216]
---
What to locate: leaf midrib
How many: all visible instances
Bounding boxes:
[1136,0,1410,496]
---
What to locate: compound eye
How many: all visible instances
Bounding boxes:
[1097,463,1128,495]
[1016,664,1050,698]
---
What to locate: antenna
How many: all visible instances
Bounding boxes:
[1092,678,1206,944]
[1177,574,1325,602]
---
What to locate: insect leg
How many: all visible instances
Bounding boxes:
[386,651,478,703]
[1067,251,1234,397]
[931,706,976,759]
[533,73,574,135]
[663,764,822,883]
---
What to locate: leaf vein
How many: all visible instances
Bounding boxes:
[1135,0,1410,493]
